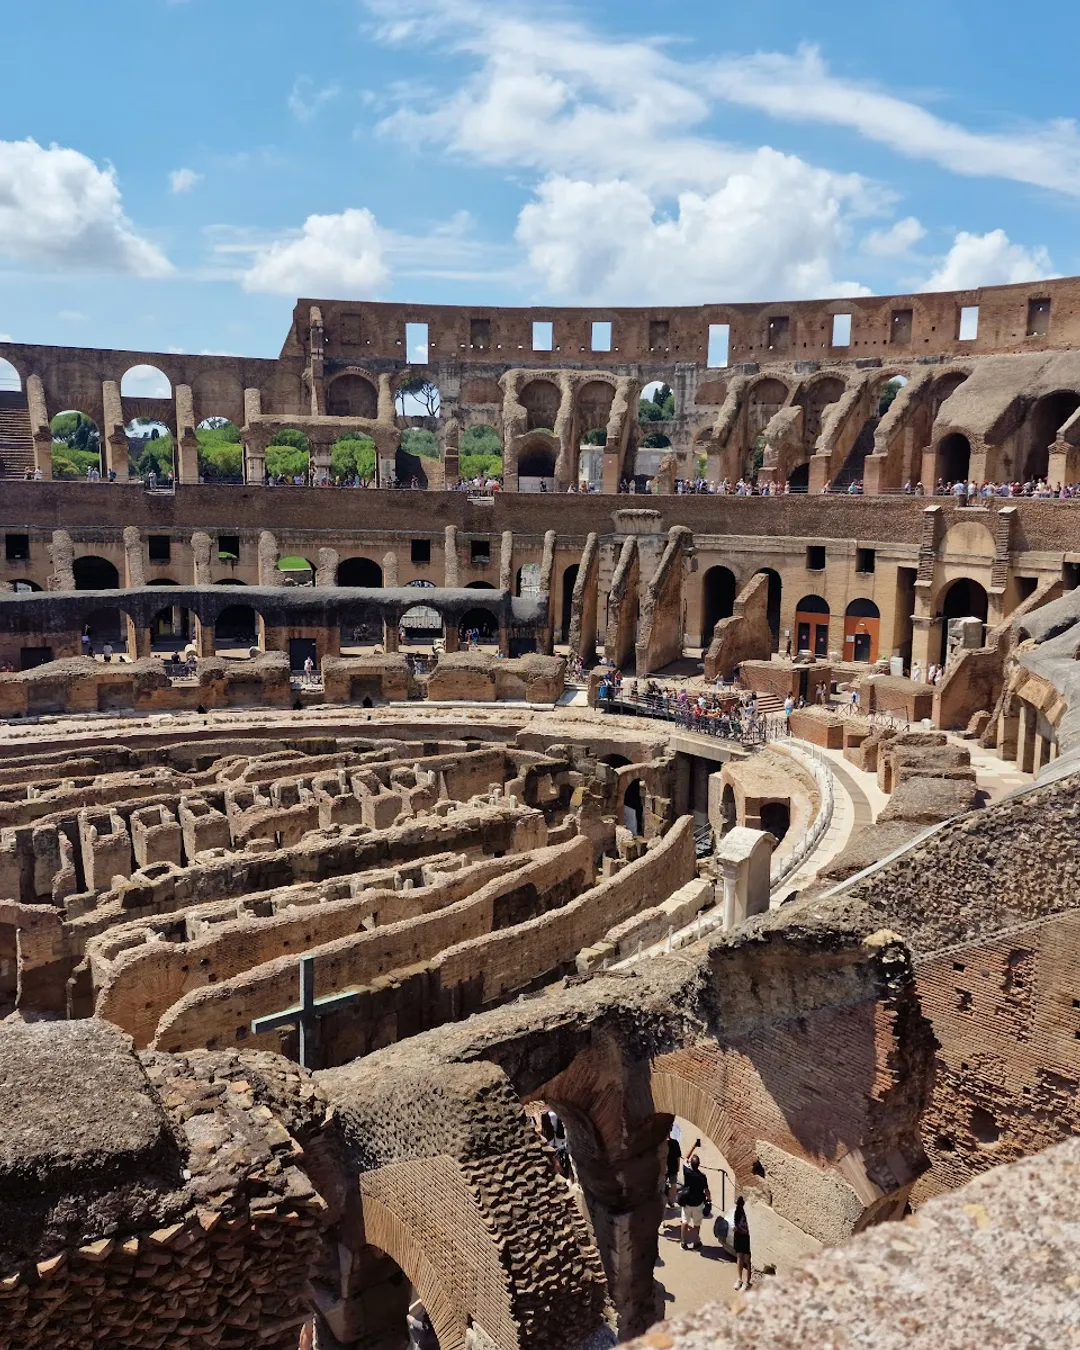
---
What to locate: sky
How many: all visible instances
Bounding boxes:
[2,0,1080,377]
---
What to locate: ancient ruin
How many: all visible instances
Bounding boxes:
[2,284,1080,1350]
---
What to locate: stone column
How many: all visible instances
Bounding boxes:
[383,616,399,653]
[27,374,53,479]
[720,863,738,931]
[123,526,145,589]
[242,428,269,485]
[174,384,199,484]
[444,526,460,587]
[102,379,129,481]
[310,433,332,484]
[1016,700,1037,773]
[193,615,213,658]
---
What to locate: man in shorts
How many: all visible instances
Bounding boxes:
[665,1129,682,1204]
[678,1142,710,1250]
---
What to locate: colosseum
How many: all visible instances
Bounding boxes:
[0,281,1078,1350]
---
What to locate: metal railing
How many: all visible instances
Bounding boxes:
[767,740,836,892]
[597,693,788,747]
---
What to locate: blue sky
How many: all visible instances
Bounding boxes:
[2,0,1080,368]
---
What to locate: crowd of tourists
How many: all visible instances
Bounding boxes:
[596,669,783,743]
[921,478,1077,500]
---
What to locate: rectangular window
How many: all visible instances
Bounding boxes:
[856,547,876,574]
[806,545,826,571]
[405,322,429,363]
[218,534,240,560]
[707,323,730,368]
[148,535,171,563]
[958,306,980,341]
[532,321,554,352]
[649,319,670,350]
[470,318,491,350]
[1027,298,1051,338]
[411,539,431,565]
[5,533,29,562]
[470,540,491,564]
[767,316,790,350]
[831,314,852,347]
[591,321,612,352]
[891,309,913,345]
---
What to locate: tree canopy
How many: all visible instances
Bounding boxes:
[51,412,101,478]
[638,383,674,423]
[395,375,440,418]
[400,427,439,459]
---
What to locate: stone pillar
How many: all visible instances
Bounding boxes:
[243,429,268,485]
[1016,700,1037,773]
[191,532,214,585]
[174,384,199,483]
[712,825,773,928]
[442,623,459,654]
[193,616,213,658]
[310,434,332,484]
[383,617,399,653]
[27,373,53,479]
[102,379,129,482]
[382,551,399,587]
[499,531,514,593]
[603,450,622,494]
[1033,731,1051,774]
[910,615,936,676]
[123,526,145,589]
[444,526,460,587]
[131,621,152,661]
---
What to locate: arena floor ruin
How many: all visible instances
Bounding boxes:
[3,284,1080,1350]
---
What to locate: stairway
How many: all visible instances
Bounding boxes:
[0,393,33,478]
[749,692,785,716]
[832,416,879,491]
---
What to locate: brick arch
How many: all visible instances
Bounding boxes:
[648,1068,748,1183]
[355,1192,468,1350]
[327,370,379,420]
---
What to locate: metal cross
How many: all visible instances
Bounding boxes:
[251,954,360,1070]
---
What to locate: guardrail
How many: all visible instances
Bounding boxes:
[767,740,836,892]
[598,695,789,747]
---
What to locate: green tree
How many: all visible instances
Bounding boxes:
[460,425,502,457]
[266,428,310,480]
[51,411,101,454]
[879,378,905,416]
[459,452,503,479]
[196,424,243,482]
[395,374,440,418]
[400,427,439,458]
[331,437,376,480]
[583,428,607,445]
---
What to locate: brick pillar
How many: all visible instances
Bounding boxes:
[1016,701,1037,773]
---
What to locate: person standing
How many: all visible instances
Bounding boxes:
[665,1129,682,1204]
[732,1196,752,1289]
[678,1142,710,1251]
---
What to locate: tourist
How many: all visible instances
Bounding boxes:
[783,693,794,724]
[911,660,922,683]
[303,655,315,685]
[102,642,113,663]
[732,1196,752,1289]
[665,1128,682,1204]
[678,1143,710,1251]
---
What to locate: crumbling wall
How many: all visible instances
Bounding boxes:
[703,571,772,679]
[635,525,691,675]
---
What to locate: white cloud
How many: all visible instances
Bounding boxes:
[365,1,883,302]
[921,230,1056,291]
[0,138,172,276]
[168,167,201,194]
[708,45,1080,198]
[517,159,872,303]
[288,77,341,123]
[58,309,86,322]
[121,365,172,397]
[241,208,389,296]
[863,216,926,258]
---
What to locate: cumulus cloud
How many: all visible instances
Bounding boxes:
[241,208,389,296]
[863,216,926,258]
[0,138,172,276]
[921,230,1057,291]
[121,365,172,397]
[516,157,872,303]
[168,167,201,194]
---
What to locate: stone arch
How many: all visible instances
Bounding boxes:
[517,438,557,480]
[576,379,615,446]
[337,556,383,588]
[9,579,41,593]
[400,585,444,645]
[561,563,579,643]
[190,371,245,429]
[787,461,810,491]
[149,598,192,652]
[458,607,498,643]
[931,369,970,420]
[701,566,737,648]
[276,555,316,586]
[519,379,561,433]
[798,375,846,451]
[73,556,120,590]
[50,410,102,478]
[327,371,379,420]
[81,605,134,656]
[214,604,263,655]
[1023,389,1080,481]
[0,357,22,392]
[760,800,791,842]
[120,364,172,399]
[623,778,645,835]
[938,577,988,665]
[746,377,789,438]
[649,1069,748,1185]
[937,433,971,483]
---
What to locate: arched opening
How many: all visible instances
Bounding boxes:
[126,417,174,483]
[394,438,430,489]
[1023,390,1080,481]
[939,578,988,665]
[756,569,782,651]
[844,598,881,663]
[787,462,810,492]
[938,433,971,484]
[82,607,130,658]
[9,579,42,593]
[931,372,969,420]
[520,379,561,433]
[395,373,441,421]
[516,563,542,598]
[149,601,192,654]
[623,779,645,836]
[466,581,497,590]
[73,556,120,591]
[214,605,261,657]
[120,364,171,399]
[719,784,736,835]
[0,358,21,392]
[561,564,579,643]
[459,423,503,482]
[701,567,737,648]
[266,429,310,485]
[577,380,615,447]
[399,601,444,649]
[276,556,315,587]
[794,594,830,658]
[518,441,557,483]
[50,411,102,479]
[799,377,846,454]
[639,380,675,423]
[458,607,498,646]
[196,418,243,484]
[759,801,790,843]
[327,373,378,420]
[747,379,788,438]
[336,556,383,588]
[877,374,909,416]
[601,753,631,768]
